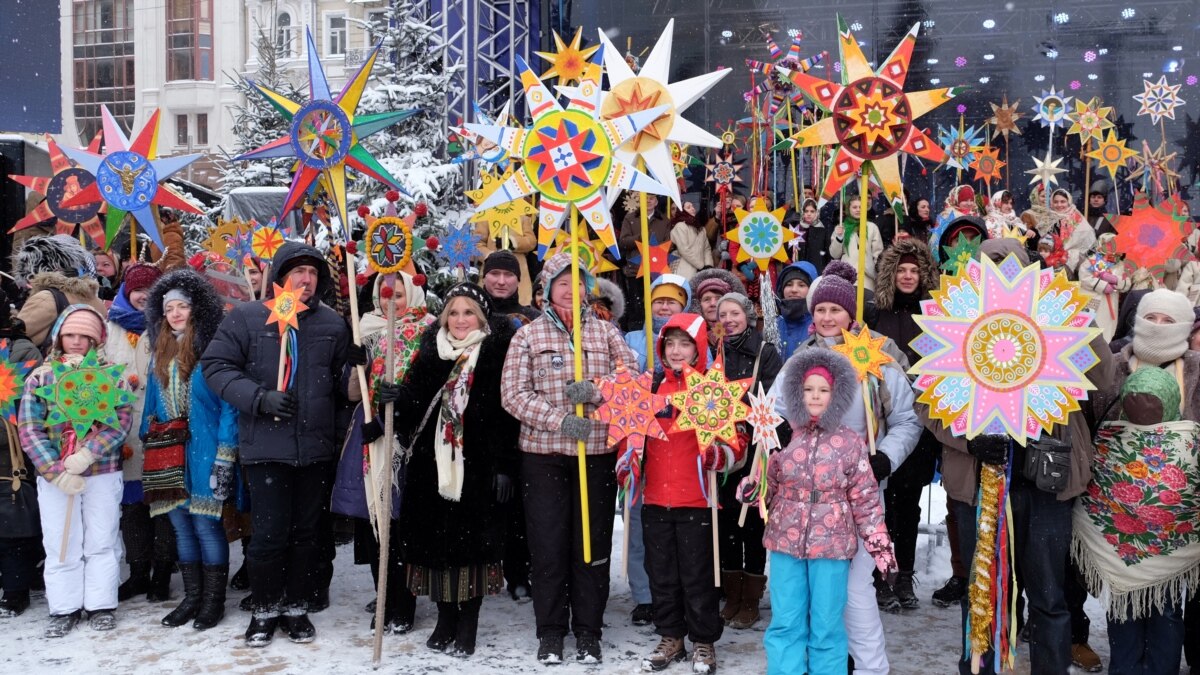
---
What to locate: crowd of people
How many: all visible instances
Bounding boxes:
[0,179,1197,675]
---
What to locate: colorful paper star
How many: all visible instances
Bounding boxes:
[1066,97,1114,143]
[1087,130,1138,177]
[0,339,38,425]
[59,106,202,250]
[592,362,670,457]
[941,234,983,275]
[668,358,751,451]
[705,148,745,191]
[452,101,512,169]
[8,132,106,244]
[1026,149,1067,188]
[1128,140,1180,188]
[467,166,536,249]
[774,16,962,209]
[1133,75,1185,125]
[464,49,671,259]
[440,222,484,270]
[745,383,784,451]
[970,146,1006,184]
[727,197,794,272]
[534,28,601,85]
[743,29,826,118]
[1031,87,1072,129]
[33,350,133,438]
[630,234,677,279]
[831,326,894,382]
[1113,192,1193,280]
[988,95,1024,140]
[363,214,416,275]
[545,230,620,275]
[235,29,418,232]
[265,276,310,333]
[938,121,986,171]
[910,253,1102,446]
[251,219,285,261]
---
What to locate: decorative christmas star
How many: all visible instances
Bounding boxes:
[744,28,827,117]
[669,357,751,451]
[1133,75,1185,125]
[251,219,285,261]
[265,276,309,333]
[235,29,418,232]
[938,121,986,171]
[774,16,963,208]
[545,230,620,274]
[0,339,38,424]
[33,350,133,438]
[592,362,670,457]
[467,166,536,248]
[786,225,807,253]
[8,132,106,244]
[464,49,671,259]
[910,253,1102,445]
[745,382,784,451]
[970,146,1006,184]
[1031,88,1072,129]
[534,27,601,85]
[59,106,202,250]
[1026,149,1067,188]
[452,101,513,168]
[595,19,731,208]
[1128,140,1180,188]
[1113,192,1192,280]
[1087,130,1138,177]
[363,214,416,275]
[705,148,745,191]
[940,234,983,275]
[225,226,255,270]
[630,234,676,279]
[440,222,484,270]
[988,95,1024,140]
[1066,97,1114,143]
[205,218,251,258]
[727,197,794,272]
[831,326,893,382]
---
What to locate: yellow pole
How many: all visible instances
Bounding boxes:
[570,206,593,563]
[639,183,653,371]
[787,104,799,208]
[857,172,867,326]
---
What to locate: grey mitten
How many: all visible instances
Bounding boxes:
[559,414,594,441]
[565,380,598,405]
[210,461,236,501]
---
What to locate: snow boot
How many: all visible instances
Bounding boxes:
[691,642,717,673]
[932,576,966,608]
[642,636,687,671]
[874,574,901,613]
[229,561,249,591]
[450,597,481,657]
[718,570,744,623]
[537,634,564,665]
[192,564,228,630]
[1071,643,1103,672]
[161,562,203,627]
[44,610,81,638]
[88,609,116,631]
[631,603,653,626]
[0,591,30,618]
[575,632,602,664]
[894,571,919,610]
[117,561,150,601]
[729,573,765,629]
[244,605,281,648]
[427,601,458,651]
[147,561,173,602]
[283,606,315,643]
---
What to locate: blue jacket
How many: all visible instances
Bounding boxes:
[775,314,813,361]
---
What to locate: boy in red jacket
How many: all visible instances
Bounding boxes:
[619,312,746,673]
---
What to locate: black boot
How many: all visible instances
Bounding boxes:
[426,601,458,652]
[192,564,229,630]
[161,562,202,626]
[451,598,481,657]
[147,561,173,602]
[118,561,151,601]
[0,592,30,618]
[282,607,316,643]
[244,606,280,648]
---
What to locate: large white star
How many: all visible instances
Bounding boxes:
[1026,149,1067,189]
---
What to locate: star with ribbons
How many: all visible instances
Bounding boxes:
[0,339,38,424]
[592,20,731,209]
[744,29,827,118]
[33,350,133,438]
[832,326,893,382]
[1066,97,1114,143]
[8,132,106,244]
[464,48,671,259]
[772,15,963,208]
[630,234,676,279]
[970,146,1006,184]
[745,382,785,451]
[1128,140,1180,189]
[592,362,670,457]
[534,27,601,85]
[466,166,536,248]
[727,197,794,272]
[1088,130,1138,177]
[1032,88,1072,129]
[440,222,484,270]
[909,253,1102,446]
[1026,149,1067,188]
[58,106,202,250]
[235,29,418,232]
[1133,75,1185,125]
[669,357,751,451]
[938,121,986,172]
[1113,192,1193,281]
[988,95,1024,140]
[265,276,310,334]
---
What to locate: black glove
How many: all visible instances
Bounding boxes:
[559,414,594,441]
[869,453,892,482]
[377,382,403,406]
[494,474,514,504]
[362,418,384,444]
[259,390,298,418]
[347,343,369,367]
[210,461,236,501]
[968,434,1009,466]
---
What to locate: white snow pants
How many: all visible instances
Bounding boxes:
[845,542,889,674]
[37,472,123,615]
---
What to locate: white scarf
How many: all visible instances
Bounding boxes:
[1132,316,1191,366]
[433,326,488,501]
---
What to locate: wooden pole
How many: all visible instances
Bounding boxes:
[709,470,721,587]
[570,207,592,563]
[622,489,631,580]
[371,278,398,667]
[59,495,73,563]
[1083,139,1092,223]
[857,172,868,325]
[345,248,373,413]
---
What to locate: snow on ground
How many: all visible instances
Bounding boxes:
[3,485,1185,673]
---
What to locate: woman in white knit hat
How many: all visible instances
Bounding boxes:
[1102,288,1200,422]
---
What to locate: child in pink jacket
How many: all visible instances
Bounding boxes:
[738,348,896,675]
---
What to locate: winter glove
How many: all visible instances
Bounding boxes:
[967,434,1009,466]
[1097,271,1118,285]
[347,343,369,367]
[259,390,298,418]
[735,476,760,505]
[559,414,594,442]
[701,444,735,472]
[869,453,892,482]
[494,474,514,504]
[377,382,403,406]
[52,473,85,496]
[210,460,235,501]
[361,418,384,444]
[1103,282,1116,295]
[565,379,599,405]
[62,447,95,475]
[865,531,899,584]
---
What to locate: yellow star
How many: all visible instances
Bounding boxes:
[1087,129,1137,177]
[545,230,619,274]
[534,27,601,85]
[1066,97,1114,143]
[668,360,751,450]
[467,167,536,247]
[265,276,309,334]
[831,326,894,382]
[726,197,794,272]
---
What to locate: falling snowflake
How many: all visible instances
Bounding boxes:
[1070,80,1082,90]
[955,56,967,68]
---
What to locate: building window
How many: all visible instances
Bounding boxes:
[73,0,136,143]
[275,12,296,57]
[167,0,213,81]
[325,13,347,56]
[196,113,208,146]
[176,114,189,146]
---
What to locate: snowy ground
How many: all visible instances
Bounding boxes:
[3,485,1187,673]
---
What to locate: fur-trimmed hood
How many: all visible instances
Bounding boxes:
[12,234,96,284]
[685,267,747,314]
[29,271,101,298]
[875,239,939,311]
[591,277,626,322]
[780,348,858,432]
[143,268,227,356]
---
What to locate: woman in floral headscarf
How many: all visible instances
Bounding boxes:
[1049,188,1096,279]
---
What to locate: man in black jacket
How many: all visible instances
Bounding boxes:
[201,242,352,647]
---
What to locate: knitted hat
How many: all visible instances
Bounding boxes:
[123,263,162,293]
[58,307,105,345]
[445,282,491,318]
[804,365,834,388]
[808,274,857,318]
[1120,366,1181,424]
[776,261,817,292]
[162,288,192,310]
[822,260,858,285]
[482,250,522,279]
[1132,289,1194,365]
[696,276,732,300]
[717,292,755,319]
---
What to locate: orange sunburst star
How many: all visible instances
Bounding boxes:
[535,27,601,85]
[9,132,107,244]
[265,277,309,333]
